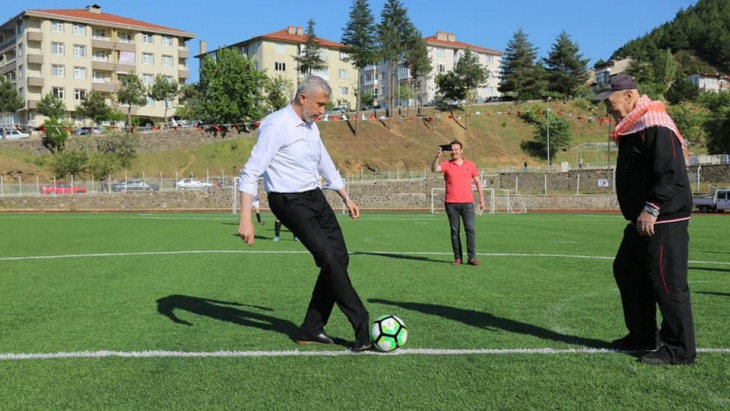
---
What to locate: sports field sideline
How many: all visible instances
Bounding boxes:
[1,211,728,410]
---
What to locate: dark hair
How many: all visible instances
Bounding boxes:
[450,139,463,149]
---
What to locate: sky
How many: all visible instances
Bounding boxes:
[11,0,699,82]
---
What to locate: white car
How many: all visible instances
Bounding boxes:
[2,129,30,140]
[176,178,213,190]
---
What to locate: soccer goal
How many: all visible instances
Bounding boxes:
[430,187,527,214]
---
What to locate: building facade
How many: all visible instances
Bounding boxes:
[688,73,730,93]
[589,57,632,91]
[197,26,358,110]
[0,4,194,127]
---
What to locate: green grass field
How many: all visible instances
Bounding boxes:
[1,211,728,410]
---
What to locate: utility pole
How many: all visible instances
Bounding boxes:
[546,97,551,171]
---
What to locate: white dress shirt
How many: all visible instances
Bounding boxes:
[238,104,344,196]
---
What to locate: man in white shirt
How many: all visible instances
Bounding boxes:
[237,76,371,351]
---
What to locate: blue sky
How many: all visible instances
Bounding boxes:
[16,0,698,81]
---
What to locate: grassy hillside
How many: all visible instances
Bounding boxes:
[0,100,691,180]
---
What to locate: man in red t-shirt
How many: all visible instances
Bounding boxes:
[431,140,486,266]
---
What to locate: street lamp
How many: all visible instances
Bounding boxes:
[546,97,551,171]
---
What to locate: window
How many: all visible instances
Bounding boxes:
[73,45,86,58]
[52,42,65,55]
[339,51,349,61]
[18,87,24,99]
[74,89,87,101]
[486,55,493,64]
[437,48,445,57]
[142,33,153,44]
[146,96,154,107]
[51,20,64,33]
[165,75,174,83]
[18,65,23,79]
[162,55,173,67]
[74,67,86,80]
[274,62,286,71]
[275,43,286,53]
[92,28,107,39]
[52,64,65,78]
[142,53,154,65]
[339,69,349,79]
[92,50,108,61]
[118,32,133,43]
[92,71,106,82]
[142,73,154,85]
[73,23,86,36]
[438,64,446,73]
[339,86,348,96]
[18,43,23,57]
[162,36,172,46]
[52,87,65,99]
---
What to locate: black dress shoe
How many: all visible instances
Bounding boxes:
[351,336,372,351]
[641,347,696,366]
[610,334,659,351]
[296,332,334,345]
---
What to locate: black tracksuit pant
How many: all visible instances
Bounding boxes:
[268,189,369,340]
[613,220,695,361]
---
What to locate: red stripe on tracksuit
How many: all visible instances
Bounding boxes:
[659,246,670,295]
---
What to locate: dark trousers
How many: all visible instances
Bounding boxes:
[445,202,477,261]
[613,220,695,360]
[268,189,369,339]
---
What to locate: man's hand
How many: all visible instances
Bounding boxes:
[636,210,657,237]
[478,198,486,211]
[238,218,255,245]
[346,199,360,219]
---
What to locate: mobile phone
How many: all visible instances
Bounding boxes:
[439,144,452,151]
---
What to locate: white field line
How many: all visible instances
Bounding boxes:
[1,347,729,361]
[1,250,729,266]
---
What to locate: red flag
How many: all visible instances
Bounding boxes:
[40,125,46,132]
[214,125,223,133]
[234,124,240,132]
[130,126,135,133]
[63,126,72,132]
[195,125,203,131]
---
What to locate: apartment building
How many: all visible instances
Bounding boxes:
[0,4,194,127]
[688,72,730,93]
[197,26,358,109]
[589,57,632,91]
[362,31,504,107]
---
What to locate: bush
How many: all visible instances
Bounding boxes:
[96,131,140,169]
[50,150,88,178]
[42,119,69,152]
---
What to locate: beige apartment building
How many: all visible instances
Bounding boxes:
[0,4,194,127]
[361,31,504,107]
[197,26,358,109]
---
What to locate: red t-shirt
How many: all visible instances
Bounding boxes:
[440,159,478,203]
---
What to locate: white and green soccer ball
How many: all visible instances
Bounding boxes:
[370,315,408,352]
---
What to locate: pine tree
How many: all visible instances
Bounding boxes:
[499,27,538,104]
[295,19,327,76]
[76,91,111,126]
[454,49,487,129]
[0,78,24,140]
[544,31,590,100]
[378,0,415,121]
[403,29,432,115]
[341,0,378,135]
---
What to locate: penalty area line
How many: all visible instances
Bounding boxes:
[1,347,729,361]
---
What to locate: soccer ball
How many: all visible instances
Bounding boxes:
[370,315,408,352]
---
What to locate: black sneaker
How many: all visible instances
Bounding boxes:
[641,346,696,365]
[610,334,659,352]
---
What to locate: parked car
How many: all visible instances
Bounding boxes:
[2,129,30,140]
[327,107,348,115]
[41,183,87,195]
[693,189,730,212]
[176,178,213,190]
[111,179,160,192]
[73,127,104,135]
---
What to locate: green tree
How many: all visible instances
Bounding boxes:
[665,77,699,104]
[76,91,111,125]
[699,91,730,154]
[295,19,327,76]
[85,151,118,180]
[198,48,268,124]
[378,0,415,119]
[499,27,539,104]
[341,0,378,135]
[454,48,487,129]
[0,77,24,140]
[149,74,179,125]
[36,92,66,120]
[96,131,140,169]
[435,71,466,103]
[117,73,147,129]
[175,83,204,121]
[50,150,87,178]
[41,118,69,152]
[521,107,572,159]
[544,31,590,100]
[403,29,432,115]
[263,74,294,113]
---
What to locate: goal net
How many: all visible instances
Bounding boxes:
[430,188,527,214]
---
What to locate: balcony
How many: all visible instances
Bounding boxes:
[115,61,136,73]
[27,54,43,64]
[91,81,118,93]
[178,69,189,79]
[91,38,113,50]
[0,35,17,53]
[26,31,43,42]
[0,60,17,75]
[178,48,189,59]
[27,76,44,87]
[92,60,114,71]
[27,99,38,109]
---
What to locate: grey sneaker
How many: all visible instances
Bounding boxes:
[273,236,280,242]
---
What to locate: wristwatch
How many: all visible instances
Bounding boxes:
[643,205,660,217]
[343,195,353,203]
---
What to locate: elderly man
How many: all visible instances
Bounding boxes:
[593,74,695,365]
[237,76,371,351]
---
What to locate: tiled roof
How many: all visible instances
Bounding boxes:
[251,28,344,48]
[424,36,503,55]
[27,8,194,37]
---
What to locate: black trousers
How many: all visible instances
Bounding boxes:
[268,189,369,339]
[613,220,695,360]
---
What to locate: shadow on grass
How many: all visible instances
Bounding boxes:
[352,251,450,264]
[695,291,730,298]
[689,266,730,273]
[156,295,299,341]
[230,233,270,240]
[369,298,609,349]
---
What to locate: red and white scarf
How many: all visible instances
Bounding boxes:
[611,95,689,164]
